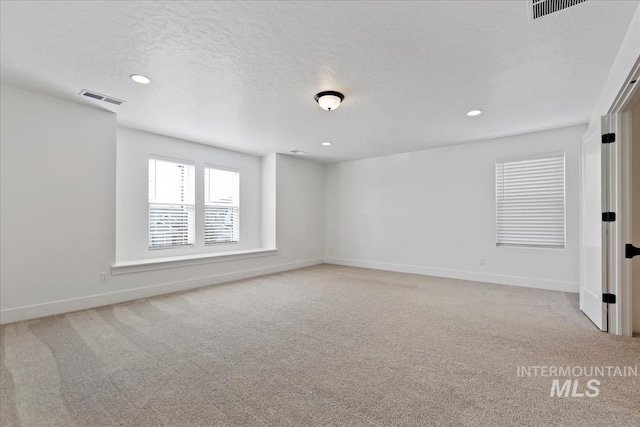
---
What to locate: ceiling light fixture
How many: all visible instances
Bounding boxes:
[321,142,332,146]
[467,109,482,117]
[130,74,152,84]
[315,91,344,111]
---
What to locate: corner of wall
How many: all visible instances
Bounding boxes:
[261,154,277,248]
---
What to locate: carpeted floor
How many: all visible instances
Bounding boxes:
[1,264,639,426]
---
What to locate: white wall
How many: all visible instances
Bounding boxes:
[325,125,585,292]
[590,4,640,126]
[0,85,324,324]
[1,85,117,312]
[116,127,262,261]
[276,155,325,261]
[261,153,277,249]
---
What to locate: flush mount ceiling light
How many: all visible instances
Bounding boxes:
[314,91,344,111]
[466,109,482,117]
[130,74,152,84]
[321,142,332,146]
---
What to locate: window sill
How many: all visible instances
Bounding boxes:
[496,244,566,251]
[111,248,278,275]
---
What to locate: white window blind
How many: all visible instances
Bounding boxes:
[205,166,239,245]
[496,153,565,248]
[148,157,195,249]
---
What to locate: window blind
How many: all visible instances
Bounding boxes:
[205,166,239,245]
[148,157,195,248]
[496,153,565,248]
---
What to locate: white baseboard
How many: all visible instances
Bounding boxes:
[324,257,578,293]
[0,258,323,325]
[1,257,577,324]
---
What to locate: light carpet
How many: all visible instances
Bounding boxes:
[1,264,639,426]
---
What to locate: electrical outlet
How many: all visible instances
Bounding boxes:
[100,272,108,283]
[479,258,486,266]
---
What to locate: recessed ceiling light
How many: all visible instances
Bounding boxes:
[467,110,482,117]
[321,142,332,146]
[130,74,151,84]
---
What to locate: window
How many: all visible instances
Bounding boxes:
[148,157,195,249]
[205,166,239,245]
[496,153,565,248]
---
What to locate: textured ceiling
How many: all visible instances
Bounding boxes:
[1,1,638,163]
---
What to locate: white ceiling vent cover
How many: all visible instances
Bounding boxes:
[79,89,125,105]
[531,0,587,20]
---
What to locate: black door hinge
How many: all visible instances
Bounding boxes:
[602,212,616,222]
[602,133,616,144]
[603,293,616,304]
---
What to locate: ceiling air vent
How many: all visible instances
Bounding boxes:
[290,149,307,155]
[79,89,125,106]
[531,0,587,20]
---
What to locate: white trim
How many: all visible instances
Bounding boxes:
[605,63,640,336]
[602,113,620,334]
[495,150,566,164]
[607,57,640,115]
[148,153,196,166]
[619,111,633,336]
[111,248,278,275]
[204,163,239,173]
[0,257,323,325]
[324,257,578,293]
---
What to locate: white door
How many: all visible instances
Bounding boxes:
[580,122,607,330]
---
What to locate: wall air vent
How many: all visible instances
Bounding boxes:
[79,89,125,106]
[531,0,587,20]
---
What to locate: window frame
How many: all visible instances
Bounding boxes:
[148,155,196,250]
[495,152,566,249]
[204,164,240,246]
